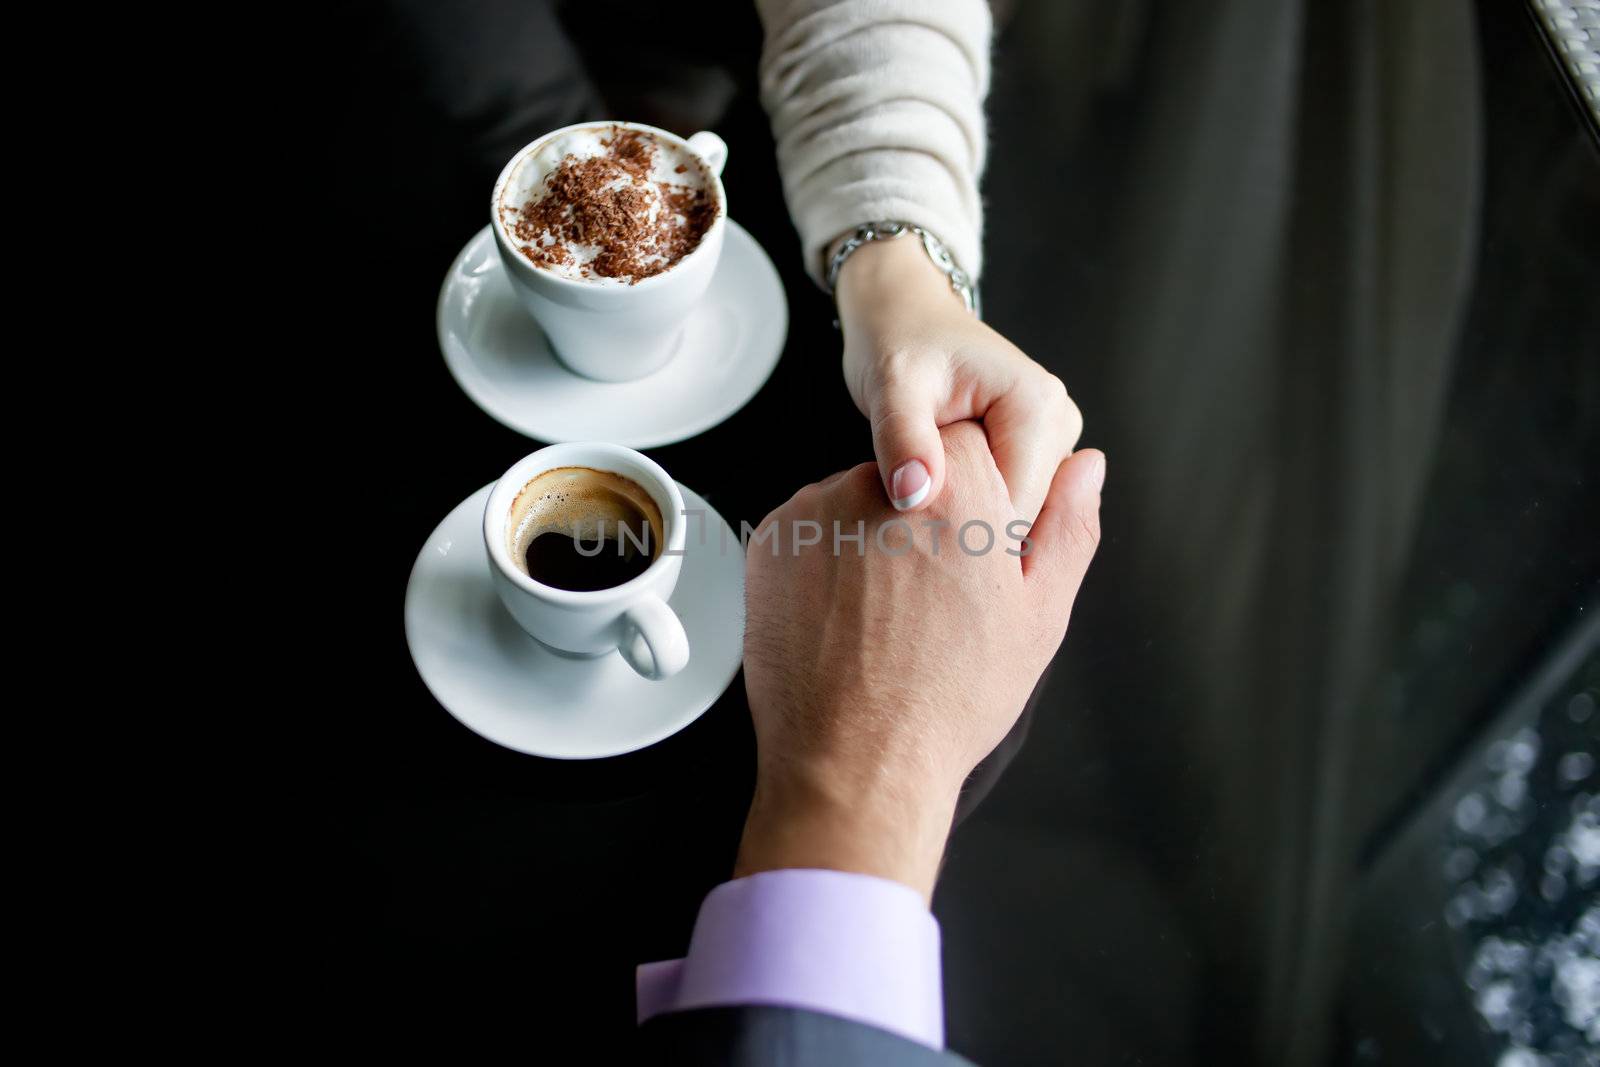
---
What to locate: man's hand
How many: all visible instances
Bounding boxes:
[836,236,1084,522]
[735,422,1105,900]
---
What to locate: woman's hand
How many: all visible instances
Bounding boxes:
[834,235,1084,522]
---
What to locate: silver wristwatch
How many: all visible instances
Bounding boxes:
[825,221,981,318]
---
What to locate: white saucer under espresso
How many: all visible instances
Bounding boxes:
[437,221,787,448]
[404,482,745,759]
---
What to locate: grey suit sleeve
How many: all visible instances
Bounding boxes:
[638,1005,976,1066]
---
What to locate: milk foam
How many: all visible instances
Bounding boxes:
[498,126,713,284]
[528,128,704,190]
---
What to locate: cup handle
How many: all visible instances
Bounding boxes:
[620,594,690,680]
[686,131,728,178]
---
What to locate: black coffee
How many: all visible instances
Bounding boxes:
[523,530,654,592]
[508,466,665,591]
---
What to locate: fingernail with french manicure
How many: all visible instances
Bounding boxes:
[890,460,931,510]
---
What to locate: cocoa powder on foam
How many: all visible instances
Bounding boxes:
[510,127,715,284]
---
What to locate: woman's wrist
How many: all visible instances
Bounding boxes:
[833,233,969,337]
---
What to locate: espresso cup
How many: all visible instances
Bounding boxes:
[484,442,690,681]
[490,121,729,382]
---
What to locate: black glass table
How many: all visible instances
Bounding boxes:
[326,3,1599,1062]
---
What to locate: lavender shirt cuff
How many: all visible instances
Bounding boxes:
[636,868,945,1049]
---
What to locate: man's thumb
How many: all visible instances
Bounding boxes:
[1021,449,1105,595]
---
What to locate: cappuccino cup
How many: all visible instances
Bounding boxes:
[484,443,690,680]
[491,121,729,382]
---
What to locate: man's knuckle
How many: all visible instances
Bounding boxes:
[848,461,881,493]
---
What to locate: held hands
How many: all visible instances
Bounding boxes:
[736,422,1105,900]
[835,236,1085,522]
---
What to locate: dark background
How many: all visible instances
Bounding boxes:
[321,2,1599,1062]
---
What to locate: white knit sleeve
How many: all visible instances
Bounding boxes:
[755,0,992,286]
